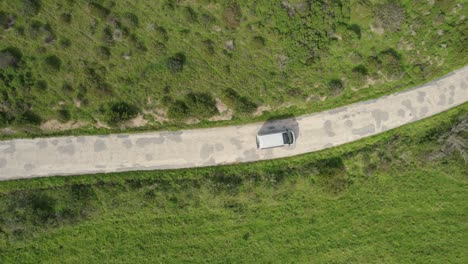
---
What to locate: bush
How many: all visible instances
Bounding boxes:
[60,12,72,24]
[0,110,10,126]
[366,56,381,76]
[0,47,22,69]
[30,193,57,223]
[315,157,350,194]
[201,13,216,27]
[167,52,186,73]
[44,55,62,71]
[222,88,257,115]
[0,11,7,29]
[236,97,258,114]
[161,95,173,107]
[167,100,189,119]
[88,2,110,19]
[59,38,72,48]
[28,20,43,38]
[102,26,114,44]
[155,26,169,42]
[184,92,218,118]
[129,34,147,52]
[222,1,242,28]
[347,24,361,39]
[106,102,139,123]
[0,11,15,30]
[35,79,48,91]
[58,108,71,122]
[252,36,266,48]
[202,39,215,55]
[62,82,74,93]
[183,6,198,24]
[20,0,42,16]
[98,46,111,60]
[374,3,406,32]
[351,65,368,87]
[328,79,344,96]
[21,110,42,125]
[286,88,304,97]
[379,49,403,80]
[122,12,139,28]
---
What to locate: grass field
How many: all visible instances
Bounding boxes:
[1,0,467,139]
[1,104,466,263]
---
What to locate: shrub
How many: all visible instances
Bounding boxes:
[155,26,169,42]
[29,20,43,38]
[88,2,110,19]
[70,184,96,201]
[0,11,15,30]
[167,52,186,73]
[328,79,344,96]
[347,24,361,39]
[202,39,215,55]
[129,34,147,52]
[167,100,189,119]
[201,13,216,27]
[21,110,42,125]
[374,3,405,32]
[35,79,48,91]
[252,36,266,48]
[222,1,242,28]
[0,110,10,126]
[0,11,7,28]
[62,82,74,93]
[366,56,381,75]
[44,55,62,71]
[98,46,111,60]
[222,88,257,115]
[379,49,403,80]
[435,0,457,12]
[0,47,22,69]
[76,85,87,101]
[107,102,139,123]
[60,12,72,24]
[44,34,57,44]
[164,0,177,10]
[184,92,218,118]
[122,12,139,28]
[20,0,42,16]
[161,95,173,107]
[102,26,114,44]
[30,193,57,223]
[286,88,304,97]
[315,157,350,194]
[60,38,72,48]
[183,6,198,24]
[236,97,258,114]
[352,65,368,76]
[58,108,71,122]
[351,65,368,87]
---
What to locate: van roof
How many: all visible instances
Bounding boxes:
[257,132,288,149]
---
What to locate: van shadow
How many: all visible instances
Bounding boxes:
[258,114,300,141]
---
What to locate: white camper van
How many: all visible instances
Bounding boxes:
[256,129,296,149]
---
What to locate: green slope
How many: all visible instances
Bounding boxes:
[1,104,467,263]
[1,0,466,138]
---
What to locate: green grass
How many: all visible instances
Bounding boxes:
[1,104,467,263]
[1,0,467,139]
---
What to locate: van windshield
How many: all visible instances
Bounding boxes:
[282,133,289,144]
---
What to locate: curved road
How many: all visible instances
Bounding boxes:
[1,66,467,181]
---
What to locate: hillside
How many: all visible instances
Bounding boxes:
[1,0,466,137]
[0,104,466,262]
